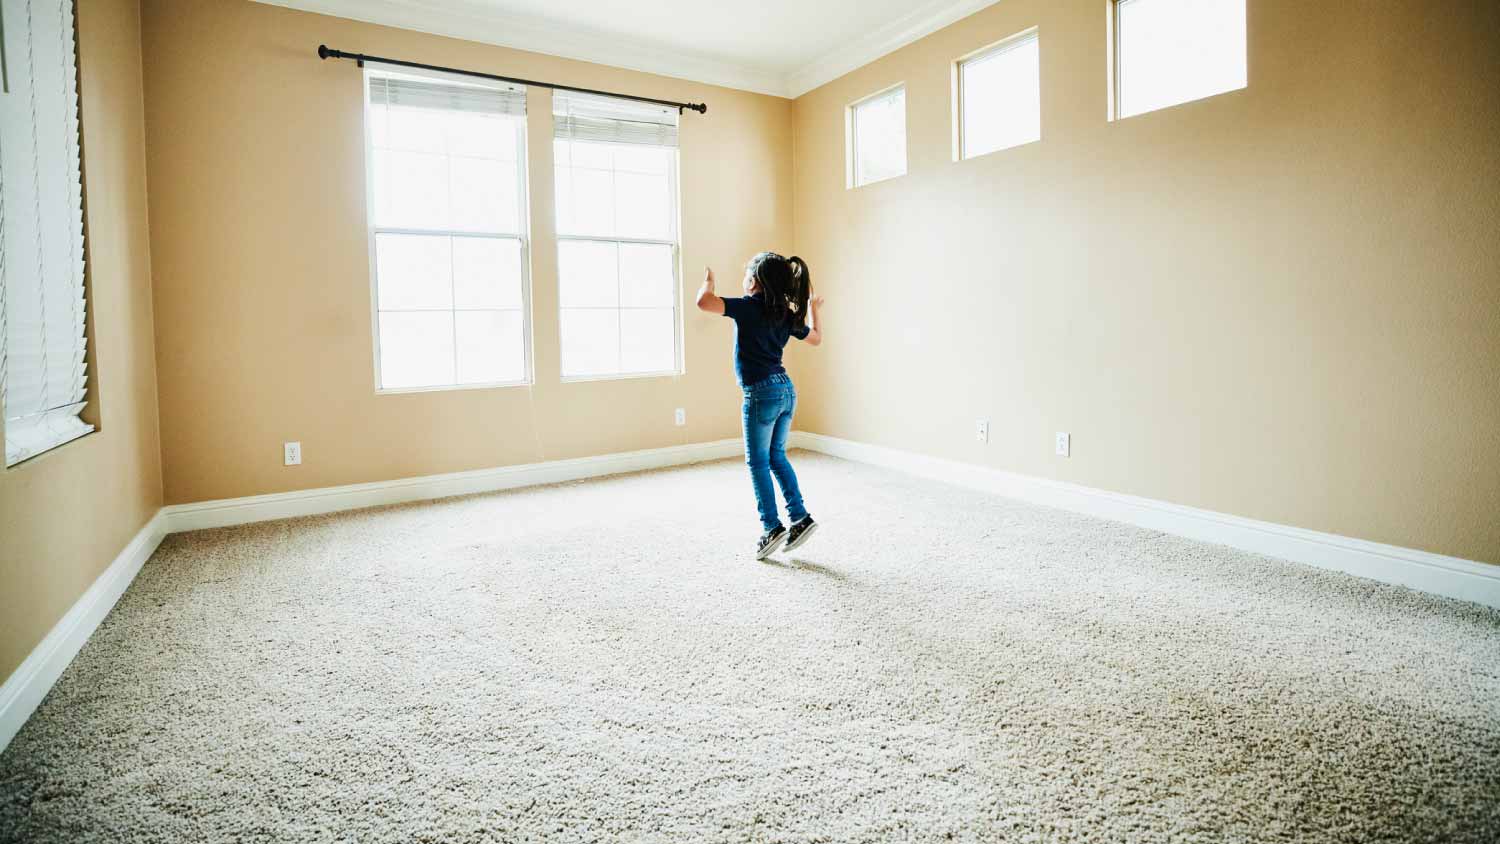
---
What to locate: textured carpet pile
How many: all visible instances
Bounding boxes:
[2,452,1498,843]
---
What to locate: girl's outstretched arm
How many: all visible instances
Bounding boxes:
[804,294,825,346]
[695,267,725,315]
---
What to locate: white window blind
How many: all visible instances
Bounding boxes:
[553,90,678,148]
[0,0,92,467]
[554,92,681,380]
[365,69,532,391]
[370,74,526,118]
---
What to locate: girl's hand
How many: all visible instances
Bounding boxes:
[695,267,725,314]
[811,294,825,309]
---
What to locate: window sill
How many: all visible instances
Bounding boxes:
[376,379,533,396]
[849,171,906,190]
[3,426,96,471]
[560,370,682,385]
[957,135,1042,162]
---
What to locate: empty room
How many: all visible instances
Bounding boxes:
[2,0,1498,840]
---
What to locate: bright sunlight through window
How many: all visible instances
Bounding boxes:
[958,30,1041,159]
[366,71,531,392]
[1115,0,1247,119]
[848,86,907,187]
[554,92,681,380]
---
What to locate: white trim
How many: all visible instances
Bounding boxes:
[0,511,169,752]
[787,0,1003,97]
[254,0,1002,99]
[790,432,1500,609]
[163,438,743,532]
[254,0,789,97]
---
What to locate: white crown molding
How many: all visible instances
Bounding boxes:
[251,0,1002,99]
[790,432,1500,609]
[784,0,1001,97]
[251,0,790,97]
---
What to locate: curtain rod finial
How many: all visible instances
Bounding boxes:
[318,44,330,60]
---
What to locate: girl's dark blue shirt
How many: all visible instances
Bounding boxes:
[721,293,810,388]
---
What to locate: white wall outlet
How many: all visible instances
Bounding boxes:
[1055,432,1070,457]
[674,407,687,427]
[975,419,989,443]
[284,441,302,466]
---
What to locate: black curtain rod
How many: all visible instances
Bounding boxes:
[318,45,708,114]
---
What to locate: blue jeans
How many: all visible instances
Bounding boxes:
[741,373,809,533]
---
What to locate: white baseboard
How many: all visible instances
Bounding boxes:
[0,510,169,752]
[791,432,1500,609]
[163,438,744,532]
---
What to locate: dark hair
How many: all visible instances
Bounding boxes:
[748,252,812,332]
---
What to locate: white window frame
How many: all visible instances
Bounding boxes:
[845,83,907,189]
[553,138,684,384]
[952,27,1041,161]
[361,66,534,394]
[1110,0,1248,121]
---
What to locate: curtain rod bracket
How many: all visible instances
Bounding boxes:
[316,44,708,115]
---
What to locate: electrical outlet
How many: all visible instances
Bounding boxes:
[674,408,686,427]
[975,419,989,443]
[284,441,302,466]
[1055,432,1070,458]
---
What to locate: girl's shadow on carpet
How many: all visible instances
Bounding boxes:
[762,557,849,582]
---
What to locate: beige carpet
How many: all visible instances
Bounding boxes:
[2,452,1498,843]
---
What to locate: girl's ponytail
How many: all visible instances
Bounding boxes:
[786,256,811,332]
[749,252,812,330]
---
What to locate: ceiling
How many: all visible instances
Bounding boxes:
[254,0,1000,98]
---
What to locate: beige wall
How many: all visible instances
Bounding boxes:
[140,0,794,505]
[790,0,1500,564]
[0,0,164,681]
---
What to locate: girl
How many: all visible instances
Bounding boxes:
[696,253,825,560]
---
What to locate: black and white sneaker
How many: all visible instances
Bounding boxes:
[755,526,787,560]
[783,517,818,553]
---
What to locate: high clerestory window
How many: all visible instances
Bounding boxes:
[847,85,907,188]
[955,28,1042,160]
[1114,0,1248,119]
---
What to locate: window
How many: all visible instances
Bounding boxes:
[847,85,907,188]
[1114,0,1247,119]
[554,91,681,380]
[1,0,92,466]
[956,29,1041,160]
[365,70,531,391]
